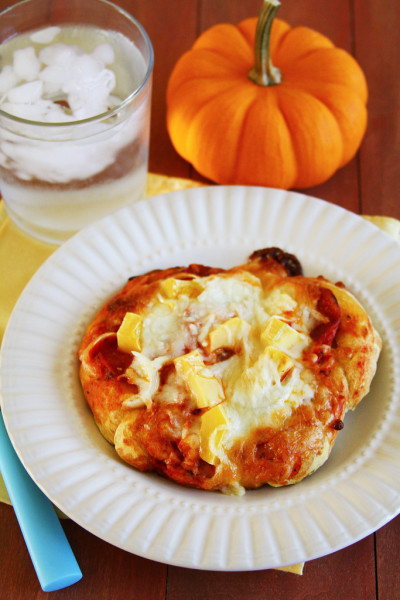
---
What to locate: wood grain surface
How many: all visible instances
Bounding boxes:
[0,1,399,599]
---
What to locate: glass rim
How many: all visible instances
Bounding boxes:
[0,0,154,128]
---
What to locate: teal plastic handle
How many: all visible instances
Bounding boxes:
[0,412,82,592]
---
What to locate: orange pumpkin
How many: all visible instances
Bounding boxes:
[166,0,368,189]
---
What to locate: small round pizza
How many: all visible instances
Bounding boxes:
[78,248,381,495]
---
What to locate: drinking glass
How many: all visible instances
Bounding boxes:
[0,0,153,244]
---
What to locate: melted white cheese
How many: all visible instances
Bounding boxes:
[208,353,314,440]
[126,272,317,454]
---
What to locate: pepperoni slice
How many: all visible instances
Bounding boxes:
[311,287,341,346]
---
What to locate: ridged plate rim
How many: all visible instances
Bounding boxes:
[1,185,400,571]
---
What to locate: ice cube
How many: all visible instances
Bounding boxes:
[99,68,116,93]
[39,64,69,96]
[72,103,104,120]
[0,65,18,94]
[92,43,115,66]
[68,81,109,118]
[1,99,46,120]
[13,47,41,81]
[67,90,108,119]
[39,43,81,67]
[67,54,103,83]
[30,26,61,44]
[64,90,84,114]
[66,67,116,119]
[41,81,62,98]
[6,80,43,104]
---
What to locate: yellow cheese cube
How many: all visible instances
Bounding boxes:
[117,312,143,353]
[264,290,297,313]
[159,277,203,299]
[208,317,251,352]
[199,403,229,465]
[261,316,305,350]
[261,346,294,380]
[174,350,225,408]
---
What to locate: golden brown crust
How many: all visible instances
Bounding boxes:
[78,248,381,492]
[313,278,382,410]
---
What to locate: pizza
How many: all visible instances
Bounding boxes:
[78,247,381,495]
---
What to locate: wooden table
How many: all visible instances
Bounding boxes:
[0,1,399,598]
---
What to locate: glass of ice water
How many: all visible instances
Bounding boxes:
[0,0,153,244]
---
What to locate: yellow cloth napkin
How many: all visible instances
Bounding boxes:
[0,174,398,575]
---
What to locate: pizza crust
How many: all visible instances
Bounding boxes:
[78,248,381,493]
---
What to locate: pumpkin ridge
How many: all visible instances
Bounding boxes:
[272,23,293,63]
[232,93,263,178]
[272,92,299,188]
[235,19,256,52]
[193,23,254,67]
[187,84,260,182]
[281,48,368,103]
[278,46,332,69]
[193,48,252,76]
[166,49,247,101]
[276,87,343,188]
[304,92,345,165]
[285,78,364,108]
[186,48,252,81]
[274,25,334,67]
[167,80,251,161]
[282,80,366,167]
[233,87,298,188]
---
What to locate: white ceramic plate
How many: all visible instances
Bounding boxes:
[1,186,400,571]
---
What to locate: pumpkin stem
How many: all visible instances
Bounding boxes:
[248,0,282,87]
